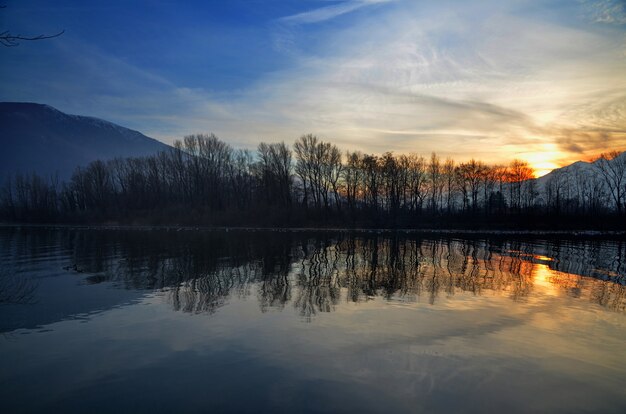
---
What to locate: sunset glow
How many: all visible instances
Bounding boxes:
[2,0,625,173]
[2,3,626,413]
[532,264,559,297]
[518,144,564,177]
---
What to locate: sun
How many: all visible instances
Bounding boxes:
[518,144,563,177]
[531,161,560,178]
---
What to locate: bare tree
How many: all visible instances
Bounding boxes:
[343,151,363,215]
[0,5,64,47]
[257,142,292,207]
[545,169,569,214]
[428,152,442,213]
[381,152,401,215]
[443,158,456,213]
[294,134,317,209]
[456,159,486,212]
[594,151,626,214]
[508,159,534,211]
[405,154,427,213]
[324,144,343,211]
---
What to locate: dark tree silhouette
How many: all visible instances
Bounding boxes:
[0,131,623,230]
[594,151,626,215]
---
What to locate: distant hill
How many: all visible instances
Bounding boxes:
[534,160,595,192]
[534,151,626,191]
[0,102,171,180]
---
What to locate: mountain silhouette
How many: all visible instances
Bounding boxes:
[0,102,170,180]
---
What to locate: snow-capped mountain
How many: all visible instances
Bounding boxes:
[534,152,625,190]
[0,102,171,180]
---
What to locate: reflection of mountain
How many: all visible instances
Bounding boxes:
[0,228,624,333]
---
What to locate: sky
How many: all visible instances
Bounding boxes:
[1,0,625,176]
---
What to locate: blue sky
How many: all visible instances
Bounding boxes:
[1,0,625,175]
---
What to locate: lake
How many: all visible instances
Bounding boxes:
[1,227,625,413]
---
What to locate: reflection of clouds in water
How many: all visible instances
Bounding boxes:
[0,267,38,305]
[1,229,625,414]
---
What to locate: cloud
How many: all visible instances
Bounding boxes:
[77,1,626,164]
[584,0,626,24]
[2,0,625,169]
[549,128,626,157]
[278,0,393,25]
[238,0,624,163]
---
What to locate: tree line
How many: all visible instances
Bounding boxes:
[1,133,624,228]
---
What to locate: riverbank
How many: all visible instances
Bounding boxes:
[2,222,625,239]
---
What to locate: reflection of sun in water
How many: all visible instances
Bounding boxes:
[532,263,559,296]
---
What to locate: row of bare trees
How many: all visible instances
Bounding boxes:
[0,133,624,225]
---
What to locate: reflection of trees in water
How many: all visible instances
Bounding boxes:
[167,263,262,313]
[590,283,625,311]
[546,271,625,312]
[0,231,42,305]
[331,237,538,307]
[1,228,625,314]
[294,238,341,320]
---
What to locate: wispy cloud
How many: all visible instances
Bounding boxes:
[2,0,625,170]
[278,0,393,25]
[584,0,626,24]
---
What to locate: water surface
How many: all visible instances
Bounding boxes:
[1,227,625,413]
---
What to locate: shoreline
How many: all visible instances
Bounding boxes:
[2,222,625,238]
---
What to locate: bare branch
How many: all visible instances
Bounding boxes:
[0,29,64,47]
[1,4,64,47]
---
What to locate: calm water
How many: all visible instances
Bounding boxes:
[1,227,625,413]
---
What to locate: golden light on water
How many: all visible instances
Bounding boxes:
[532,263,559,297]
